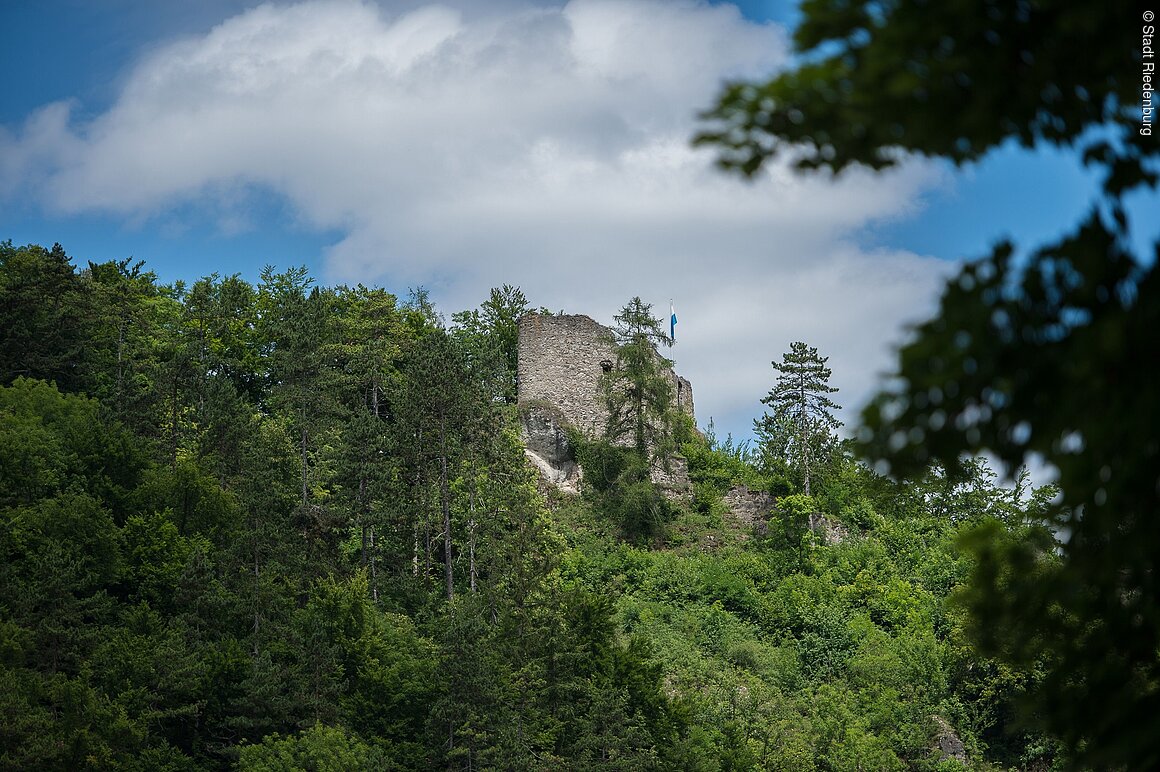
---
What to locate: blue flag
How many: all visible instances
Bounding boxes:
[670,301,677,343]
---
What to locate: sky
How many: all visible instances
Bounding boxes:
[1,0,1152,451]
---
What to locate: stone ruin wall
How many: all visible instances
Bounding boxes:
[517,312,695,496]
[517,314,613,435]
[516,312,694,436]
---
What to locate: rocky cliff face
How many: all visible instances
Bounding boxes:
[519,401,582,495]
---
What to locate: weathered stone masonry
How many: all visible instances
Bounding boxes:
[517,312,694,434]
[517,313,615,435]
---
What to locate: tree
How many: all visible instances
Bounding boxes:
[450,284,531,404]
[156,273,259,473]
[756,342,841,496]
[601,297,678,465]
[696,2,1158,767]
[237,724,390,771]
[589,298,685,543]
[0,242,94,394]
[330,284,409,598]
[393,330,488,599]
[257,267,342,560]
[85,258,171,435]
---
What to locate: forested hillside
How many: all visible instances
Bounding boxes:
[0,239,1075,770]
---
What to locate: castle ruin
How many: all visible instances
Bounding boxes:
[516,312,694,494]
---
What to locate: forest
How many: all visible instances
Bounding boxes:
[4,2,1159,768]
[1,240,1076,770]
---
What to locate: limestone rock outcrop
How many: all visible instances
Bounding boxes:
[519,401,582,495]
[932,716,969,766]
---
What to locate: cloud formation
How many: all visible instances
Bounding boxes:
[1,0,954,439]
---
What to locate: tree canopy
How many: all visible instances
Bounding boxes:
[0,240,1098,768]
[697,2,1159,767]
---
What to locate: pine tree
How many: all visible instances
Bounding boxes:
[257,267,342,560]
[601,297,677,465]
[756,342,841,496]
[0,241,95,394]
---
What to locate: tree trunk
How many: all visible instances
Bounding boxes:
[440,415,454,600]
[360,477,368,568]
[300,410,309,510]
[412,520,421,578]
[170,371,180,469]
[468,472,477,594]
[799,379,811,497]
[369,525,378,602]
[252,542,261,658]
[115,314,126,407]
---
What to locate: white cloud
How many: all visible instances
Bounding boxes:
[0,0,956,441]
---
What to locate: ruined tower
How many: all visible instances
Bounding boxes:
[516,312,694,493]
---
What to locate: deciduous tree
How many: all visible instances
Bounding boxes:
[697,2,1159,766]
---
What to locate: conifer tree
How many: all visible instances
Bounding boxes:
[450,284,531,404]
[601,297,677,465]
[0,241,95,394]
[590,298,683,542]
[257,267,341,549]
[756,342,841,496]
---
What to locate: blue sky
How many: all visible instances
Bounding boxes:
[1,0,1152,446]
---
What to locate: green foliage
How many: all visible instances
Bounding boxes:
[570,432,634,494]
[119,511,200,610]
[756,341,842,497]
[237,724,389,771]
[601,296,680,464]
[698,2,1158,766]
[767,493,817,566]
[0,247,1082,768]
[392,328,491,598]
[86,257,173,433]
[857,225,1160,765]
[682,423,784,523]
[571,298,695,546]
[450,284,530,404]
[608,468,678,545]
[0,242,95,394]
[572,434,677,544]
[695,1,1147,179]
[0,377,146,516]
[297,572,436,756]
[0,665,144,770]
[129,460,242,542]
